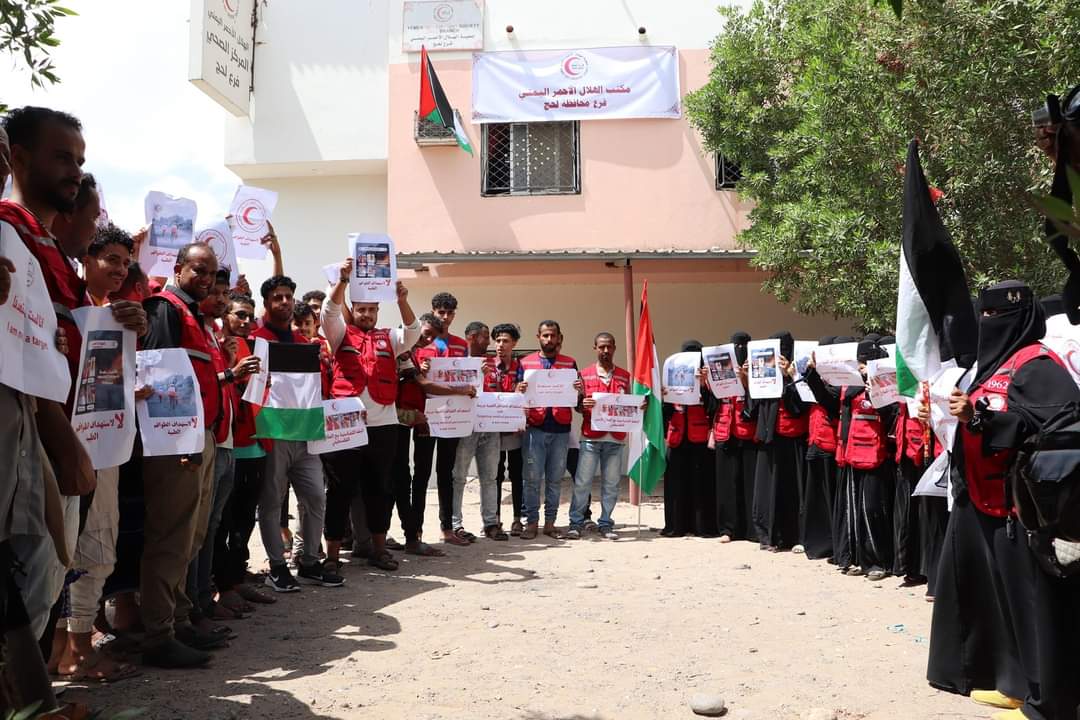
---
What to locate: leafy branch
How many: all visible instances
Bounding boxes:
[0,0,77,112]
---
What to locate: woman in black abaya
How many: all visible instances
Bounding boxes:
[713,331,757,542]
[800,336,839,560]
[661,340,715,537]
[927,281,1080,720]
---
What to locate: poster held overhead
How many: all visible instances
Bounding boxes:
[71,308,137,469]
[867,356,901,409]
[135,348,205,457]
[229,185,278,260]
[814,342,864,388]
[661,352,701,404]
[142,191,197,277]
[347,234,397,304]
[701,344,742,399]
[746,338,783,399]
[0,226,71,403]
[194,220,239,285]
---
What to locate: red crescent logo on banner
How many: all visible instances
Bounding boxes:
[561,53,588,79]
[236,199,265,233]
[433,3,454,21]
[223,0,239,17]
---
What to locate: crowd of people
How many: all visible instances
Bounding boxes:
[0,101,1077,720]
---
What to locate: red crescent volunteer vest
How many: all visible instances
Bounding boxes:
[0,201,86,414]
[580,364,632,441]
[158,291,224,438]
[332,325,397,405]
[962,344,1064,518]
[230,337,258,448]
[894,403,941,465]
[666,404,710,447]
[414,334,469,364]
[837,387,886,470]
[713,399,734,443]
[776,399,809,439]
[485,357,521,392]
[520,352,577,427]
[808,404,839,453]
[397,353,425,412]
[731,395,758,442]
[204,325,233,444]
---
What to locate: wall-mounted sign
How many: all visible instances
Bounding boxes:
[403,0,483,52]
[188,0,255,117]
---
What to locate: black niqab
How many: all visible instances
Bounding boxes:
[818,335,836,346]
[972,281,1046,386]
[771,331,794,360]
[731,331,751,365]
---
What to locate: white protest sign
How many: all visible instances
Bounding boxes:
[71,308,136,469]
[791,340,819,403]
[1042,313,1080,389]
[662,352,701,404]
[425,395,476,438]
[322,263,341,287]
[590,392,643,433]
[194,219,239,285]
[473,392,526,432]
[229,185,278,260]
[746,339,783,400]
[307,398,369,455]
[867,356,901,409]
[142,191,197,277]
[428,356,484,390]
[0,224,71,403]
[241,337,270,406]
[523,368,579,408]
[814,342,863,388]
[702,344,742,399]
[347,234,397,304]
[928,365,969,452]
[913,447,950,499]
[135,348,205,456]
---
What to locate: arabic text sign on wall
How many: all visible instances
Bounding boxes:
[472,46,681,124]
[188,0,255,117]
[403,0,483,52]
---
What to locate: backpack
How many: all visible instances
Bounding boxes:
[1012,401,1080,578]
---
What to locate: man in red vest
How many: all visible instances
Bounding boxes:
[568,332,635,540]
[322,257,420,571]
[139,243,231,668]
[517,320,583,539]
[413,291,470,545]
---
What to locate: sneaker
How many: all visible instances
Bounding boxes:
[265,564,301,593]
[600,527,618,540]
[297,561,346,587]
[565,527,582,540]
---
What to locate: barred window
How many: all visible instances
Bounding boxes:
[414,111,457,146]
[715,155,742,190]
[481,122,580,197]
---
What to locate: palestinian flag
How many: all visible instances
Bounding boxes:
[895,140,977,397]
[628,280,666,495]
[419,46,473,156]
[244,338,326,441]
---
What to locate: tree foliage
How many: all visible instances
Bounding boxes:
[0,0,75,111]
[686,0,1080,329]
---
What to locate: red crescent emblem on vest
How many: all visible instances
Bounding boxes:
[376,339,388,349]
[988,395,1005,410]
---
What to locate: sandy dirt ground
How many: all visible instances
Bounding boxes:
[64,479,989,720]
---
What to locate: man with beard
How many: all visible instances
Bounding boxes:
[321,257,420,571]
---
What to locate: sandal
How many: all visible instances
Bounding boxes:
[210,600,248,621]
[542,525,564,539]
[443,531,469,547]
[368,552,399,571]
[510,520,524,536]
[454,527,477,543]
[405,542,446,557]
[385,537,404,550]
[483,524,509,541]
[236,584,276,604]
[57,652,141,684]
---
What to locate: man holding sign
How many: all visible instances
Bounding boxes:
[322,257,420,572]
[568,332,636,541]
[518,320,583,539]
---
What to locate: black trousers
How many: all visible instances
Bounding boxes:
[413,434,459,532]
[219,454,265,590]
[323,425,397,539]
[391,425,421,543]
[497,448,524,522]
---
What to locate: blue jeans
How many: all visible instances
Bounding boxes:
[523,428,569,525]
[569,440,624,529]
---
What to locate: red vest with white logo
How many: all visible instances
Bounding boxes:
[332,325,397,405]
[961,344,1064,518]
[580,364,632,441]
[397,354,426,412]
[0,201,87,414]
[666,405,710,447]
[204,326,234,444]
[414,334,469,363]
[713,399,734,443]
[807,404,839,453]
[776,398,809,439]
[520,352,577,427]
[230,338,258,448]
[836,388,886,470]
[731,395,758,442]
[894,403,941,465]
[157,291,224,439]
[485,358,521,393]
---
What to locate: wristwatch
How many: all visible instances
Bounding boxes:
[223,368,236,384]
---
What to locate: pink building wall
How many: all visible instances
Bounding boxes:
[386,49,751,255]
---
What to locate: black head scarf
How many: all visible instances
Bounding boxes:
[972,280,1046,386]
[770,330,794,360]
[878,335,896,346]
[834,335,857,344]
[681,339,703,354]
[857,336,888,363]
[1041,294,1066,318]
[818,335,836,346]
[731,331,751,365]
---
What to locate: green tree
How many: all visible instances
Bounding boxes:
[686,0,1080,329]
[0,0,75,111]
